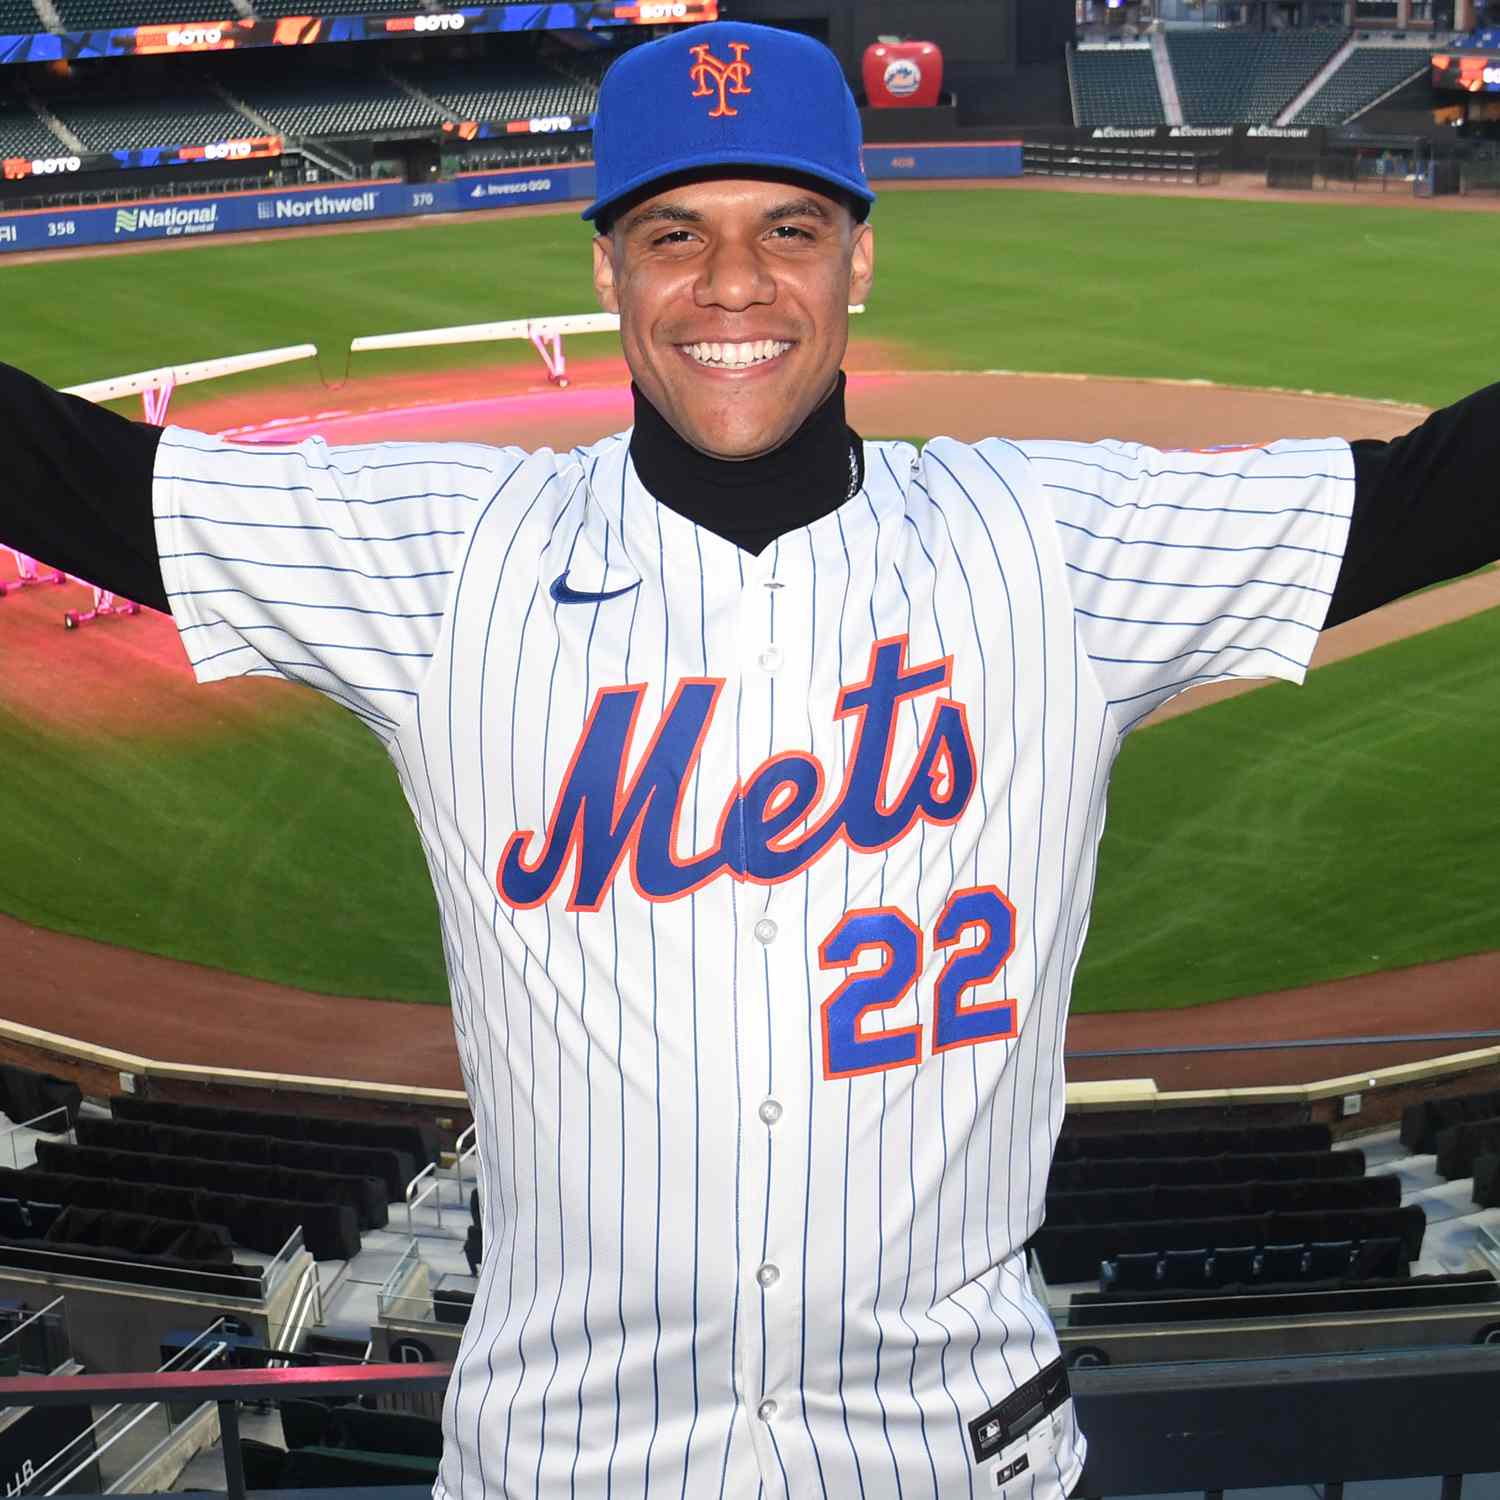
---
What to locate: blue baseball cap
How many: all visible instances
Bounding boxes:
[583,21,874,225]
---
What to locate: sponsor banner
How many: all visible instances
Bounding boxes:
[862,141,1023,180]
[0,164,595,252]
[4,135,281,176]
[442,113,593,141]
[1080,123,1326,158]
[0,0,714,64]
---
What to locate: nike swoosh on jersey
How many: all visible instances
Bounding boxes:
[549,572,641,606]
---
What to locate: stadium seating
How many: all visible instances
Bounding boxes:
[0,1231,260,1296]
[1098,1235,1407,1291]
[397,60,597,126]
[280,1401,445,1456]
[1401,1088,1500,1155]
[1166,30,1347,124]
[76,1116,415,1197]
[1435,1118,1500,1180]
[0,0,43,36]
[1045,1174,1400,1226]
[52,0,217,28]
[37,1139,389,1231]
[1291,46,1432,125]
[1473,1153,1500,1206]
[0,1064,81,1132]
[1049,1148,1362,1191]
[237,67,445,138]
[0,1164,360,1260]
[1053,1122,1332,1162]
[1070,1269,1499,1327]
[1030,1203,1426,1281]
[1069,46,1166,127]
[51,92,258,152]
[111,1094,441,1170]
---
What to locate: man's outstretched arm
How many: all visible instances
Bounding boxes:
[1328,379,1500,627]
[0,361,166,612]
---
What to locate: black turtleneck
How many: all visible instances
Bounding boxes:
[628,371,866,556]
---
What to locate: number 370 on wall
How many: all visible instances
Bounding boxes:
[819,884,1018,1080]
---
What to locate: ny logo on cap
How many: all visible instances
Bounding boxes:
[689,40,751,118]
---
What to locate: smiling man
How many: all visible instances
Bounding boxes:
[3,17,1500,1500]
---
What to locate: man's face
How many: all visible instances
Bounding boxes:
[592,176,874,461]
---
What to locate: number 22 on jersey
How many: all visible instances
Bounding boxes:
[818,884,1018,1080]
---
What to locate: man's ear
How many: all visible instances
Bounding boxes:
[848,221,875,307]
[593,235,620,315]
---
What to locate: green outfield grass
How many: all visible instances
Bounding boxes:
[2,184,1497,1011]
[3,187,1497,407]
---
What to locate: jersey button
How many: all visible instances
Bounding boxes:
[757,645,783,674]
[753,917,778,945]
[756,1263,780,1288]
[757,1098,783,1126]
[757,1399,779,1422]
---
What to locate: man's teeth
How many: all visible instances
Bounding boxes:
[683,340,791,368]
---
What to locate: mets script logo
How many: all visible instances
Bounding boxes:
[497,637,975,912]
[689,40,752,118]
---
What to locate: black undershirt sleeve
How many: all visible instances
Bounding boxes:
[0,360,167,613]
[2,359,1497,633]
[1326,380,1500,629]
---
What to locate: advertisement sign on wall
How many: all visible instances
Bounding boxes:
[0,163,597,253]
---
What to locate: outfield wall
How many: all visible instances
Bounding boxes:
[0,143,1022,256]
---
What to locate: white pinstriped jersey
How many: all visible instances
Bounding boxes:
[153,424,1354,1500]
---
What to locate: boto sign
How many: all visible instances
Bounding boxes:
[862,39,943,109]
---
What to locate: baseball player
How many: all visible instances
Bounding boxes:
[3,20,1498,1500]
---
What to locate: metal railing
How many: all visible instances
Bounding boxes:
[403,1123,477,1235]
[1,1347,1498,1500]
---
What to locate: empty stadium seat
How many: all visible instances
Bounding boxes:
[1402,1089,1500,1155]
[1167,30,1347,124]
[396,60,598,128]
[1100,1249,1161,1291]
[1292,46,1431,125]
[0,0,44,35]
[1071,1269,1500,1327]
[1205,1245,1258,1284]
[49,92,259,152]
[1070,46,1166,127]
[1053,1123,1332,1162]
[1048,1149,1362,1193]
[238,67,445,138]
[111,1094,441,1170]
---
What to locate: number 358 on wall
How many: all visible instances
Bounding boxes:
[819,884,1018,1080]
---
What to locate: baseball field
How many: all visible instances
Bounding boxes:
[2,183,1497,1018]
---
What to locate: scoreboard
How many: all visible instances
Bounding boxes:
[1431,51,1500,91]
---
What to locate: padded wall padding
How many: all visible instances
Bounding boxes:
[36,1141,387,1230]
[1053,1123,1332,1163]
[1402,1090,1500,1154]
[1045,1175,1399,1227]
[1046,1148,1360,1192]
[1435,1118,1500,1180]
[111,1095,441,1169]
[1029,1204,1426,1283]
